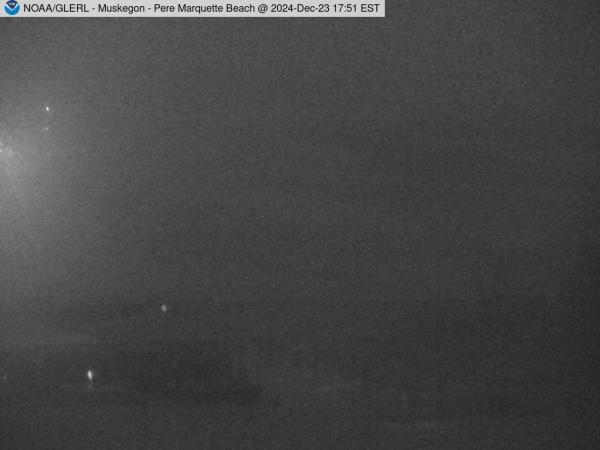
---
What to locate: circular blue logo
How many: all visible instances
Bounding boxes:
[4,0,20,15]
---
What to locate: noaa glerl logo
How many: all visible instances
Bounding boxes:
[4,0,20,15]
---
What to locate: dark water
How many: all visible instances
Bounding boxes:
[2,341,597,449]
[2,388,597,449]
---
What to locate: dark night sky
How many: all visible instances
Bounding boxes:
[1,3,598,346]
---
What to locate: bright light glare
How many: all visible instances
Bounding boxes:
[87,369,94,381]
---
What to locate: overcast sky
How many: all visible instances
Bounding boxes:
[1,4,598,343]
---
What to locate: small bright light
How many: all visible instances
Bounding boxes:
[87,369,94,381]
[161,304,168,313]
[45,106,50,113]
